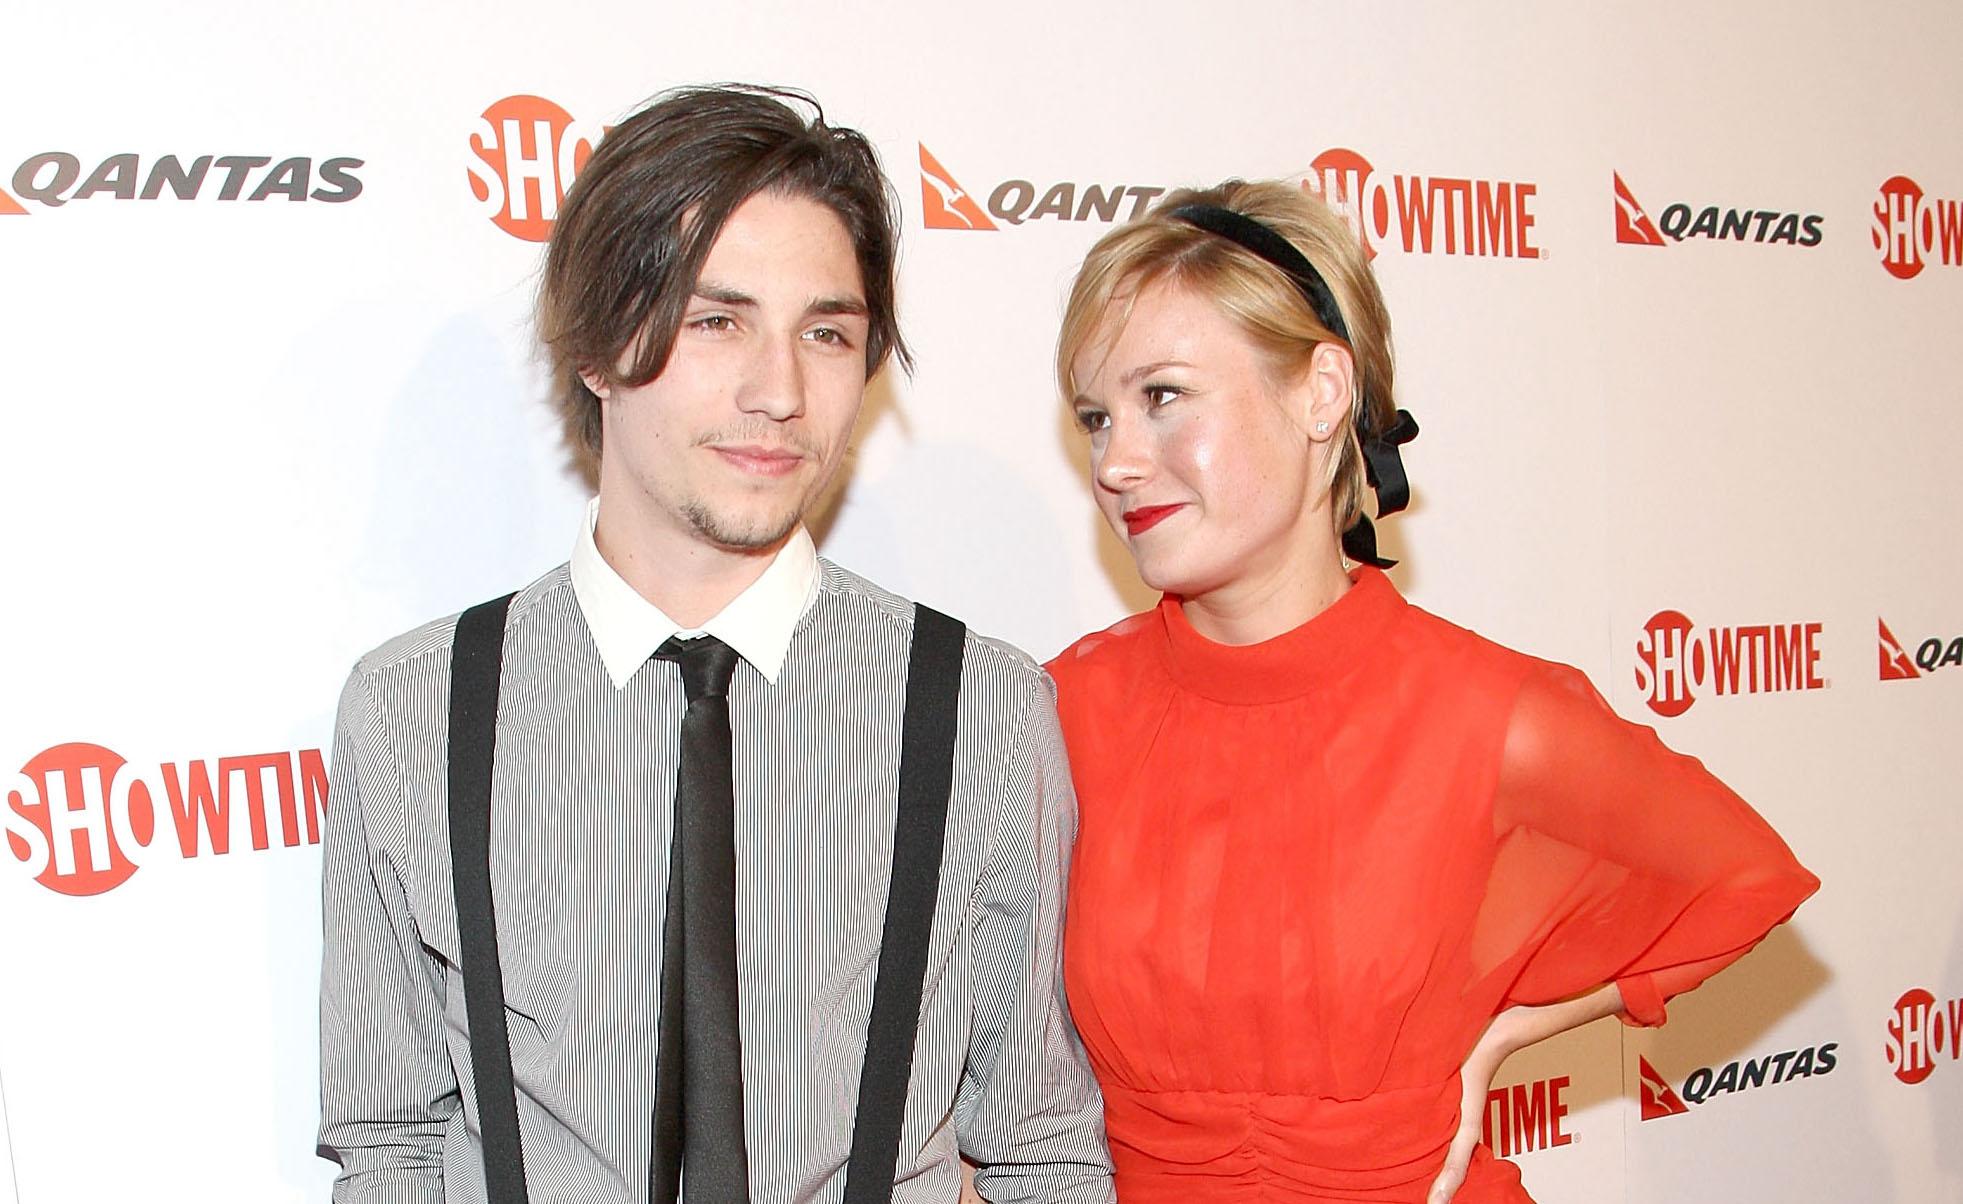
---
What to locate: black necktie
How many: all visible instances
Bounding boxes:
[649,635,750,1204]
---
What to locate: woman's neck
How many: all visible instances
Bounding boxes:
[1181,541,1354,646]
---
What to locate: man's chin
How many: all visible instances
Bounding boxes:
[684,504,803,554]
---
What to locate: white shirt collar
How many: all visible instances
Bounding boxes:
[569,498,820,690]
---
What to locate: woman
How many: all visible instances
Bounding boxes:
[1046,180,1818,1203]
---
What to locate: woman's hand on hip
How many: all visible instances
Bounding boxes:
[1427,984,1626,1204]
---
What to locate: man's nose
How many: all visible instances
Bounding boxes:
[735,334,807,421]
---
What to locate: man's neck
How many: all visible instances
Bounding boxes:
[593,503,786,630]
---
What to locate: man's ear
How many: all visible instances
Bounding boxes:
[578,368,610,401]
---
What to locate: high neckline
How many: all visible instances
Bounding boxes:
[1154,566,1408,704]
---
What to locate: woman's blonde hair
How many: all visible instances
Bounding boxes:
[1056,178,1396,540]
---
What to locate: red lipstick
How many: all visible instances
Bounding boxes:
[1122,504,1186,537]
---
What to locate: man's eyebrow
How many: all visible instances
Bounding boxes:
[808,295,869,318]
[692,283,757,307]
[687,286,867,318]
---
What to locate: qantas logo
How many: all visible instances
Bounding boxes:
[1614,173,1822,248]
[1639,1044,1837,1118]
[1614,174,1665,246]
[1880,618,1921,680]
[2,151,363,213]
[1637,1056,1689,1119]
[919,145,996,230]
[1879,618,1963,679]
[915,143,1169,231]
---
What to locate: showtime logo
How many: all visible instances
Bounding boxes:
[3,742,326,896]
[1,151,363,213]
[1873,176,1963,279]
[1886,987,1963,1084]
[1879,617,1963,680]
[1637,1045,1837,1120]
[917,144,1168,231]
[466,95,606,242]
[1613,172,1822,248]
[1482,1074,1573,1159]
[1633,610,1827,717]
[1300,148,1541,261]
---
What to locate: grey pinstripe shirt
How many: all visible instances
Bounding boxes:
[318,555,1114,1203]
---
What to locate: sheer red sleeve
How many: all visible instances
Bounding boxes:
[1474,662,1818,1026]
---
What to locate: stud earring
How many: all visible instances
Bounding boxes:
[1315,421,1330,434]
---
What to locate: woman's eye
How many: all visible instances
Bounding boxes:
[1144,385,1183,407]
[1074,408,1110,433]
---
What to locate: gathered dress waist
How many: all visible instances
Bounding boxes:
[1100,1076,1532,1204]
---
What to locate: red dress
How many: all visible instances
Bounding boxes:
[1049,568,1817,1203]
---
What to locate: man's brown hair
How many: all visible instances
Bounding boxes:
[539,85,911,463]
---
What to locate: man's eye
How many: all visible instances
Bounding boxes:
[691,314,734,332]
[805,326,851,347]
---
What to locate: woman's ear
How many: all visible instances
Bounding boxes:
[578,367,610,401]
[1301,341,1355,444]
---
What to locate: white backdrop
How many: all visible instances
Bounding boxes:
[3,1,1960,1200]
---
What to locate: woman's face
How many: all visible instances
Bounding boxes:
[1070,279,1340,603]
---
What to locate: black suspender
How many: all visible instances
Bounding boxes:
[841,604,966,1204]
[446,597,968,1204]
[446,592,525,1204]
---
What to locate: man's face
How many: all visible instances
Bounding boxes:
[590,190,871,555]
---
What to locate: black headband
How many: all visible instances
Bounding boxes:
[1168,202,1419,569]
[1169,203,1352,342]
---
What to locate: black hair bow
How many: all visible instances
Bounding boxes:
[1342,408,1419,569]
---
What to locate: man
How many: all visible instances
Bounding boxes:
[318,86,1113,1203]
